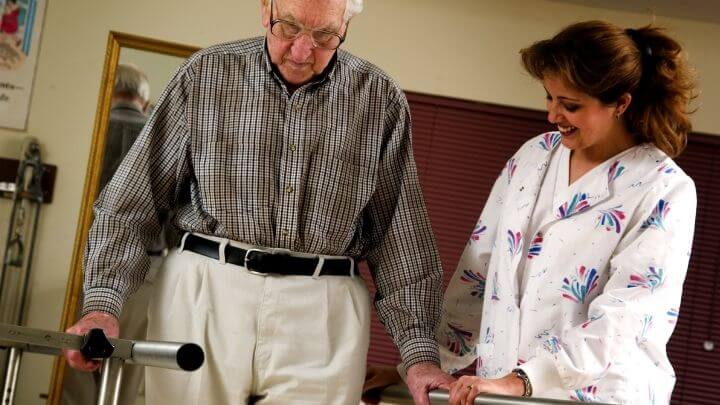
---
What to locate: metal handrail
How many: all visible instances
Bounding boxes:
[377,384,614,404]
[0,323,204,405]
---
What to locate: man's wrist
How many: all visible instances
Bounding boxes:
[399,336,440,372]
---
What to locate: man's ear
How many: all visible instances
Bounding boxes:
[261,0,271,28]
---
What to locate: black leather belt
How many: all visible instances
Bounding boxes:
[181,234,354,277]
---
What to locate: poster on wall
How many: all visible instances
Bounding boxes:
[0,0,46,130]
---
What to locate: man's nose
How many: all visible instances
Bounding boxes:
[289,34,314,61]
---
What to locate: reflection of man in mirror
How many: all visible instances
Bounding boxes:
[62,63,158,405]
[99,63,150,187]
[64,0,452,403]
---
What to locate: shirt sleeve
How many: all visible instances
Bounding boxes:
[438,168,509,374]
[519,176,696,394]
[82,63,194,318]
[364,89,444,371]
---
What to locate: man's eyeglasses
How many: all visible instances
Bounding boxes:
[269,0,346,50]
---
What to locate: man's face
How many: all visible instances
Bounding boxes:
[262,0,347,87]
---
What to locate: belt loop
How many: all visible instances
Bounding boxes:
[312,256,325,279]
[179,232,190,252]
[218,239,229,265]
[349,257,355,278]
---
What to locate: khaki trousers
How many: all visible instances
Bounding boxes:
[146,235,371,405]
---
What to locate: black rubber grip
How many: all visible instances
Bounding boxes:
[176,343,204,371]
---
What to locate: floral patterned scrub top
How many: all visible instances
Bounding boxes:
[438,132,696,404]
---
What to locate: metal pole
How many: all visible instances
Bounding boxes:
[378,384,615,405]
[0,323,203,403]
[97,357,124,405]
[1,348,21,405]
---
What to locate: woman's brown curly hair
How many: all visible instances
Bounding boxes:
[520,20,697,157]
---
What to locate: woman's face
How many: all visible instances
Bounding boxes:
[543,74,626,154]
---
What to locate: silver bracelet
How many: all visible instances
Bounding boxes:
[512,368,533,397]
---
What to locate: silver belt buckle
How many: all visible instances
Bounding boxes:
[244,248,268,276]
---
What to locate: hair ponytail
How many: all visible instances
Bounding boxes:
[623,25,696,157]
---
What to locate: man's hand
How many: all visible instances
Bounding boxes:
[406,362,456,405]
[63,311,120,372]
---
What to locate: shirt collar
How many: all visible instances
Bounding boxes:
[110,99,144,114]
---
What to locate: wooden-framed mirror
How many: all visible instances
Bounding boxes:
[47,31,200,405]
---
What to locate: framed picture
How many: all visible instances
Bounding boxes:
[0,0,47,130]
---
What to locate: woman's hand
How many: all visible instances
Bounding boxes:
[362,365,402,404]
[447,373,524,405]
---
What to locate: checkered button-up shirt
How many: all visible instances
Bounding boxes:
[84,37,443,368]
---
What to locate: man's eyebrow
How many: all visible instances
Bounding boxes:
[276,9,341,32]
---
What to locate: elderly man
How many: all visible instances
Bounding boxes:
[99,63,151,188]
[65,0,452,403]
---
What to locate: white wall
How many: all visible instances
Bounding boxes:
[0,0,716,402]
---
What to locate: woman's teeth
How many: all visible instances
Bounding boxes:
[558,125,577,135]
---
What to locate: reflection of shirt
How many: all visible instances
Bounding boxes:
[439,132,696,404]
[99,101,147,189]
[83,37,443,369]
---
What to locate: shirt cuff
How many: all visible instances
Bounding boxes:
[399,336,440,371]
[518,355,562,396]
[82,287,124,319]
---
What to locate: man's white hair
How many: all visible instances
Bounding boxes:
[343,0,363,22]
[114,63,150,103]
[262,0,364,23]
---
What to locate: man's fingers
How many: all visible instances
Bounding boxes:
[409,385,431,405]
[464,387,478,405]
[411,393,430,405]
[64,349,100,372]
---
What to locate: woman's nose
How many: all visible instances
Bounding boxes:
[546,103,559,124]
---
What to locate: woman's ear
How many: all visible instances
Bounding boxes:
[616,92,632,116]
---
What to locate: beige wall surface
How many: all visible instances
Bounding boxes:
[0,0,716,402]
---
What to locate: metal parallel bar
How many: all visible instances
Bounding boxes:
[0,323,203,370]
[97,357,124,405]
[0,324,130,359]
[0,323,203,405]
[1,348,21,405]
[379,384,614,405]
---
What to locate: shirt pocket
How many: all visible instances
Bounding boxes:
[192,140,275,242]
[299,156,376,253]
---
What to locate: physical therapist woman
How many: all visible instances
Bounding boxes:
[365,20,698,405]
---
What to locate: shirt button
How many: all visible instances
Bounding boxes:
[286,186,294,194]
[289,144,297,152]
[294,105,301,112]
[281,229,289,237]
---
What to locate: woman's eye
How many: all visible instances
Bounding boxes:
[564,104,579,112]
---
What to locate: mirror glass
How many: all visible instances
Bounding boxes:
[48,33,199,405]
